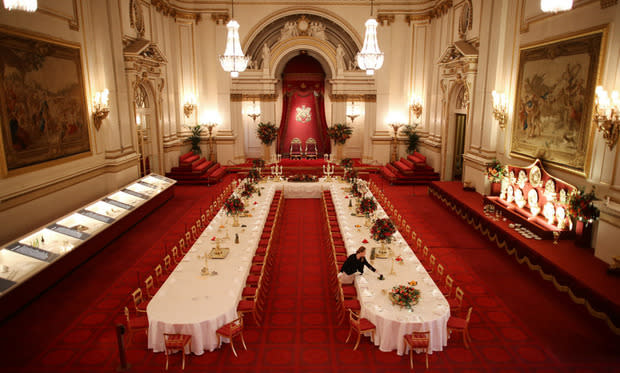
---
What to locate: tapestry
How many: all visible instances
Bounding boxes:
[0,28,90,173]
[511,30,604,174]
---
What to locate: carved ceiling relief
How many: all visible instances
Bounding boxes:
[245,14,360,74]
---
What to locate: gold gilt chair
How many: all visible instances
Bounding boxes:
[289,138,302,159]
[304,137,318,159]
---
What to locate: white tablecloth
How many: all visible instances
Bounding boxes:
[329,183,450,355]
[147,179,448,356]
[147,185,276,354]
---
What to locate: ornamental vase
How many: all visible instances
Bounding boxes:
[575,220,593,249]
[232,214,240,227]
[490,182,501,196]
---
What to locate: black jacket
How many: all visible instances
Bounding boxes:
[340,254,376,275]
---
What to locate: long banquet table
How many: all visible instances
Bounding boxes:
[147,178,448,356]
[147,185,276,354]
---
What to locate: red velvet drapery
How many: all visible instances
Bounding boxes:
[277,55,330,156]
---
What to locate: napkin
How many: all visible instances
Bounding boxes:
[362,289,373,297]
[253,201,257,205]
[238,266,245,271]
[211,236,216,241]
[432,289,441,298]
[345,196,349,199]
[362,239,369,243]
[416,265,425,273]
[357,276,368,285]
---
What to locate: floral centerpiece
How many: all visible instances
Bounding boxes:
[256,122,278,145]
[288,174,318,182]
[389,284,421,309]
[341,158,354,169]
[485,159,506,183]
[224,195,245,226]
[567,188,599,223]
[350,181,362,198]
[240,182,256,199]
[327,123,353,145]
[345,169,358,183]
[247,168,261,182]
[357,196,377,218]
[252,158,265,169]
[371,218,396,242]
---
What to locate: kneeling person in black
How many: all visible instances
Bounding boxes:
[338,246,379,284]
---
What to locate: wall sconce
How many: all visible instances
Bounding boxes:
[491,90,508,129]
[183,94,196,118]
[92,89,110,130]
[593,86,620,150]
[246,100,261,122]
[409,95,423,119]
[346,101,360,123]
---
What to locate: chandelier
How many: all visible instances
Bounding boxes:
[356,0,384,76]
[3,0,37,12]
[540,0,573,13]
[218,0,248,78]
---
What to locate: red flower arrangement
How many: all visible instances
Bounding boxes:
[370,218,396,243]
[389,284,421,308]
[247,168,261,181]
[224,195,245,215]
[240,182,256,198]
[357,196,377,217]
[256,122,278,145]
[567,188,599,222]
[327,123,353,145]
[341,158,354,169]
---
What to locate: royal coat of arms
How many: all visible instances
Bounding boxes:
[295,105,311,123]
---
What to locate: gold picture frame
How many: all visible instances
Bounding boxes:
[0,26,92,177]
[511,27,607,175]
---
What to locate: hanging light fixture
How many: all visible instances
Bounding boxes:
[218,0,248,78]
[3,0,37,12]
[356,0,384,76]
[540,0,573,13]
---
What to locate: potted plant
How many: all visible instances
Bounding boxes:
[327,123,353,160]
[186,124,203,155]
[401,125,420,154]
[567,188,599,248]
[256,122,278,160]
[485,159,506,196]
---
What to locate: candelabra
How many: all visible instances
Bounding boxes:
[92,89,110,130]
[491,90,508,129]
[323,163,335,181]
[409,95,423,121]
[204,123,217,161]
[246,100,261,122]
[389,123,403,163]
[593,86,620,150]
[271,164,283,181]
[346,101,360,123]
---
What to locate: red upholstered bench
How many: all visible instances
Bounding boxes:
[407,151,427,168]
[193,159,214,173]
[380,166,397,182]
[394,160,413,175]
[180,154,200,167]
[179,151,194,163]
[400,157,414,169]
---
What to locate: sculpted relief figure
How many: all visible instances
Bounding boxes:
[261,43,270,70]
[309,21,326,40]
[279,21,298,41]
[336,44,346,73]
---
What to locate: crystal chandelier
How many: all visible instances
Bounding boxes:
[218,0,248,78]
[540,0,573,13]
[3,0,37,12]
[356,0,384,76]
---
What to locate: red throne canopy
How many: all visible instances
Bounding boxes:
[277,54,330,156]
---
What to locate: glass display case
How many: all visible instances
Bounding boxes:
[0,174,175,300]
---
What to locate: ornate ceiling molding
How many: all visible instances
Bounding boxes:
[429,0,453,19]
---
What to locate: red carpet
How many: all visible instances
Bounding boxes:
[2,179,619,372]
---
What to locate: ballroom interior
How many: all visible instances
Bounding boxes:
[0,0,619,372]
